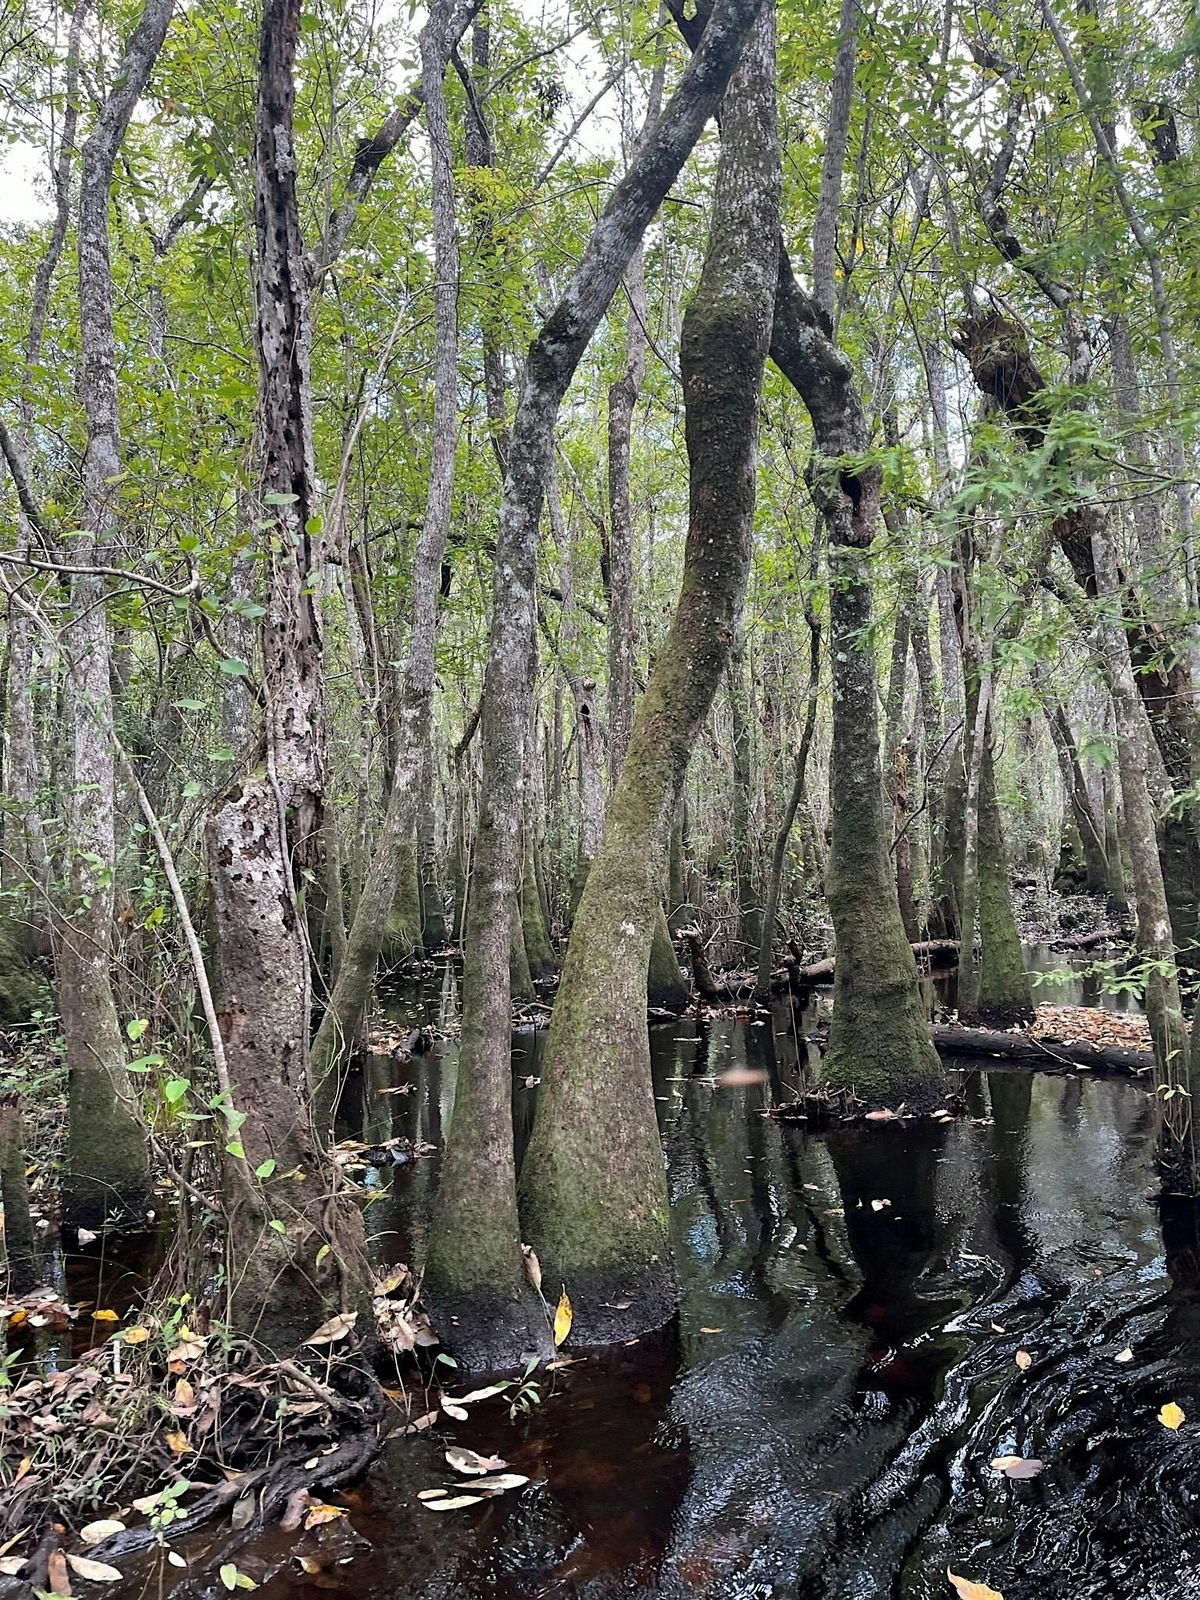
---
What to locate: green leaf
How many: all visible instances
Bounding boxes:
[128,1053,165,1073]
[225,1141,246,1159]
[126,1018,149,1042]
[218,658,249,678]
[268,1219,286,1234]
[182,780,202,799]
[263,492,299,505]
[255,1158,276,1180]
[163,1078,191,1104]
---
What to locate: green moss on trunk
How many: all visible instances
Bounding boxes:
[972,743,1034,1025]
[648,905,689,1010]
[382,836,424,970]
[521,848,556,979]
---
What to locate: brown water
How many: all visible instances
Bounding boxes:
[41,949,1200,1600]
[236,962,1200,1600]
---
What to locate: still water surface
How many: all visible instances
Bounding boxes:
[270,961,1200,1600]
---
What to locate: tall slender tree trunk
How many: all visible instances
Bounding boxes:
[204,0,369,1347]
[517,0,779,1345]
[309,0,462,1088]
[62,0,174,1226]
[424,0,770,1366]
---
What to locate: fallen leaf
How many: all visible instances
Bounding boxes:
[451,1383,508,1405]
[699,1327,724,1334]
[417,1489,448,1502]
[303,1504,346,1530]
[80,1520,126,1546]
[77,1228,98,1245]
[168,1553,186,1569]
[304,1312,358,1347]
[122,1326,149,1345]
[0,1559,26,1577]
[164,1429,191,1456]
[440,1400,468,1421]
[947,1570,1004,1600]
[423,1495,484,1511]
[871,1199,892,1212]
[66,1555,123,1583]
[865,1108,897,1121]
[48,1549,71,1596]
[92,1309,120,1323]
[230,1497,255,1531]
[553,1288,572,1348]
[445,1447,506,1476]
[470,1473,528,1491]
[1159,1401,1185,1430]
[1015,1351,1032,1371]
[1115,1347,1134,1363]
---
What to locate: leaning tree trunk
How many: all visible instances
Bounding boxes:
[516,0,778,1347]
[204,0,369,1349]
[423,0,769,1368]
[61,0,174,1227]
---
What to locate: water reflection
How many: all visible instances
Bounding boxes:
[302,965,1187,1600]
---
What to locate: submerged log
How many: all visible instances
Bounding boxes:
[1051,925,1134,951]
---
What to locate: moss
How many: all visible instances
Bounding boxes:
[520,849,556,979]
[820,563,945,1111]
[381,837,423,970]
[972,744,1034,1025]
[509,910,534,1001]
[647,905,689,1010]
[0,910,44,1024]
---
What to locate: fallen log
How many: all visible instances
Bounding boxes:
[790,939,959,986]
[683,932,756,1003]
[929,1022,1152,1076]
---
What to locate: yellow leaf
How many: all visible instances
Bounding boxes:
[164,1429,192,1456]
[92,1309,120,1323]
[553,1288,572,1348]
[1159,1401,1185,1430]
[123,1326,150,1345]
[947,1568,1004,1600]
[302,1504,346,1530]
[1014,1350,1032,1371]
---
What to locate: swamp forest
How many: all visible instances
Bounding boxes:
[3,0,1200,1592]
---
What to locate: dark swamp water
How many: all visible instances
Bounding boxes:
[52,949,1200,1599]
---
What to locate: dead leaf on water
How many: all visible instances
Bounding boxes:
[947,1570,1004,1600]
[91,1309,120,1323]
[1115,1347,1134,1363]
[446,1446,506,1475]
[424,1495,484,1512]
[1159,1401,1185,1430]
[1014,1350,1032,1371]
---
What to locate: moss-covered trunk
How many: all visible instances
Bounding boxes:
[517,4,779,1344]
[974,738,1034,1024]
[423,0,771,1367]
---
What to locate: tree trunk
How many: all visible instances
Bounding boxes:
[423,0,769,1368]
[308,0,462,1085]
[516,1,778,1346]
[728,638,761,952]
[974,735,1034,1024]
[205,0,369,1348]
[62,0,174,1227]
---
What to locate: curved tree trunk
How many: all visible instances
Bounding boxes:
[516,1,779,1346]
[62,0,174,1226]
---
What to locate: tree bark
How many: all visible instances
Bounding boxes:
[62,0,174,1227]
[205,0,370,1348]
[309,0,462,1087]
[515,0,778,1347]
